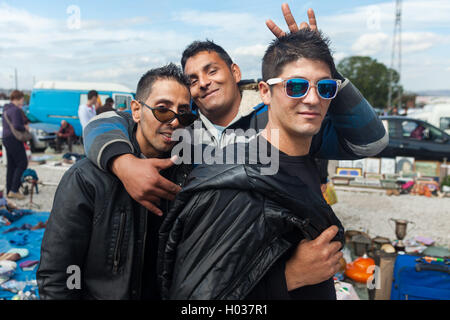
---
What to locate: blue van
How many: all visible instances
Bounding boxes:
[27,81,134,151]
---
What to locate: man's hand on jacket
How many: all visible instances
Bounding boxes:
[266,3,318,38]
[285,225,343,291]
[110,154,181,216]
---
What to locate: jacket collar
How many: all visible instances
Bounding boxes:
[198,96,257,134]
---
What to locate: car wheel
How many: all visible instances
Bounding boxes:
[30,140,45,153]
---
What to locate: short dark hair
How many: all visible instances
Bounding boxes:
[181,40,233,70]
[105,97,114,105]
[135,63,190,102]
[10,90,24,101]
[262,29,337,81]
[87,90,98,100]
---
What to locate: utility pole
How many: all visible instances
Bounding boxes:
[387,0,402,112]
[14,68,18,90]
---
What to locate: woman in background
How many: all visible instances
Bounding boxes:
[2,90,28,200]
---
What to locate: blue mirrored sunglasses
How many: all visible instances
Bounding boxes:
[266,78,342,100]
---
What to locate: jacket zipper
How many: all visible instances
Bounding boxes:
[113,210,127,274]
[135,208,148,299]
[286,215,312,240]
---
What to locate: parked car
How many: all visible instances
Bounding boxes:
[0,115,59,151]
[28,122,60,152]
[376,116,450,161]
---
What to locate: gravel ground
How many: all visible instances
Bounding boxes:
[0,161,69,212]
[2,154,450,249]
[333,189,450,248]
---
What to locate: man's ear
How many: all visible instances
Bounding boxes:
[258,81,272,106]
[231,63,242,84]
[131,100,142,123]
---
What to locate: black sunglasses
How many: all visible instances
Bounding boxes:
[138,100,197,127]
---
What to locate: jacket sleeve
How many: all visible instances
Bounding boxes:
[8,107,25,132]
[310,75,389,160]
[37,166,95,299]
[83,111,135,171]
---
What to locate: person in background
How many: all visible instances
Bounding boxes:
[78,90,98,130]
[117,103,127,111]
[96,97,115,115]
[55,120,76,153]
[95,95,103,114]
[410,124,425,140]
[1,90,28,200]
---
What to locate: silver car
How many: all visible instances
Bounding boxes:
[28,122,60,152]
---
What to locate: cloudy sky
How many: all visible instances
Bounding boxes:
[1,0,449,93]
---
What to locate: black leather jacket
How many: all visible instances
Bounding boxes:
[37,113,191,300]
[157,159,345,300]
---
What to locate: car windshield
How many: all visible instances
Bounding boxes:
[440,117,450,132]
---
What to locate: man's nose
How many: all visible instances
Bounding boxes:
[168,117,181,129]
[198,74,211,89]
[302,85,321,105]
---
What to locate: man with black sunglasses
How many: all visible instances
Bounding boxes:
[82,4,388,217]
[37,64,195,299]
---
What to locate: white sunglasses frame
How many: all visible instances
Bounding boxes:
[266,77,342,100]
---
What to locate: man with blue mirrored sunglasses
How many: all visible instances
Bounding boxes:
[158,29,347,300]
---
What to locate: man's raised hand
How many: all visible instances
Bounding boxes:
[266,3,318,38]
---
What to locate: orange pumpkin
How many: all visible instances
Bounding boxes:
[345,256,376,283]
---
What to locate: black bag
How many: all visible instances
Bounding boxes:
[3,112,33,142]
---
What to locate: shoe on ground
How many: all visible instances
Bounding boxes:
[7,191,25,200]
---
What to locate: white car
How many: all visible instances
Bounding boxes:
[409,103,450,135]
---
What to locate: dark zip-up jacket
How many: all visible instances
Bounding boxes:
[157,150,345,300]
[2,103,26,138]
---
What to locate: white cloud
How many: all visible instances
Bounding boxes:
[0,3,193,90]
[351,33,389,55]
[173,10,261,32]
[232,44,266,57]
[401,32,447,53]
[333,52,348,64]
[0,3,55,32]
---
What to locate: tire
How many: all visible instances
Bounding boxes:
[30,140,46,153]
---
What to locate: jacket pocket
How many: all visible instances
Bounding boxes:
[112,210,127,274]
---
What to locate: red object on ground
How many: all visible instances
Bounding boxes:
[345,256,376,283]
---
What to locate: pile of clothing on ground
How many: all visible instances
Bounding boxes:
[0,197,49,300]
